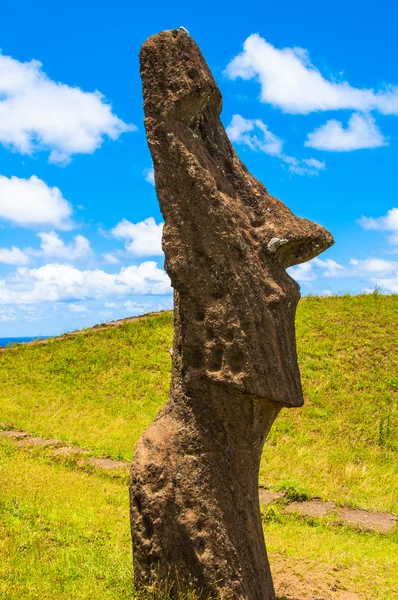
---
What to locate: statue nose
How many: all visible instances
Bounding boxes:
[264,216,334,269]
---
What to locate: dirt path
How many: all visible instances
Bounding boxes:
[1,426,396,535]
[0,427,130,471]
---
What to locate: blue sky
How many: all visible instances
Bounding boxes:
[0,0,397,336]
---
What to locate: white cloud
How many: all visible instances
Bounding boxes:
[312,257,345,277]
[358,207,398,245]
[371,277,398,293]
[227,114,282,155]
[123,297,173,313]
[288,261,316,282]
[0,246,29,265]
[0,174,73,229]
[0,52,135,164]
[35,231,93,260]
[226,114,325,175]
[68,303,88,313]
[102,252,120,264]
[287,159,325,176]
[288,257,345,283]
[302,158,326,170]
[225,34,398,115]
[306,113,387,151]
[0,308,16,322]
[144,167,155,185]
[0,261,171,305]
[289,254,398,293]
[350,257,397,275]
[0,231,91,267]
[110,217,163,256]
[350,258,398,293]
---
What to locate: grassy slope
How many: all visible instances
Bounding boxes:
[0,312,174,459]
[265,294,398,512]
[0,442,132,599]
[1,296,397,511]
[0,296,397,599]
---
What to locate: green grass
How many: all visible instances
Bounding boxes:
[263,293,398,513]
[0,312,173,459]
[0,440,133,599]
[0,296,397,598]
[263,506,398,600]
[1,296,397,511]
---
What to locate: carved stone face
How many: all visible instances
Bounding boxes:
[140,30,334,407]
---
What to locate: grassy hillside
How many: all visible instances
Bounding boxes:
[0,295,397,599]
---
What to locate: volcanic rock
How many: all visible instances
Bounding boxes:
[130,28,334,600]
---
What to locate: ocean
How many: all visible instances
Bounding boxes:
[0,337,49,348]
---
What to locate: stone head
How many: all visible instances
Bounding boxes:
[140,29,334,407]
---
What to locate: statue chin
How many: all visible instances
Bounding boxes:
[174,259,304,408]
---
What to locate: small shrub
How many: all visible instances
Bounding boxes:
[277,479,310,502]
[261,505,284,524]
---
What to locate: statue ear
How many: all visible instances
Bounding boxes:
[266,218,334,269]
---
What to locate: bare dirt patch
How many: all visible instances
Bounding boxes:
[0,430,29,439]
[336,508,397,534]
[285,500,336,518]
[83,457,129,470]
[15,436,61,448]
[272,558,364,600]
[259,489,284,506]
[52,446,88,457]
[2,425,397,537]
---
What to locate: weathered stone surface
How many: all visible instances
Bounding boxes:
[130,28,334,600]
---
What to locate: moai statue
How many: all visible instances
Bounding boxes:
[130,29,334,600]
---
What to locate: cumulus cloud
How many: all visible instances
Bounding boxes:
[144,167,155,185]
[301,158,326,170]
[350,258,398,293]
[306,113,387,151]
[110,217,163,256]
[313,257,345,277]
[123,297,173,313]
[0,52,135,164]
[288,257,345,283]
[350,257,397,274]
[0,261,171,305]
[226,114,325,175]
[102,252,121,264]
[68,303,88,313]
[35,231,93,260]
[288,261,316,282]
[358,207,398,245]
[0,232,91,267]
[0,174,73,229]
[225,34,398,115]
[287,158,326,176]
[227,114,283,155]
[371,279,398,292]
[0,308,16,322]
[289,254,398,293]
[0,246,29,265]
